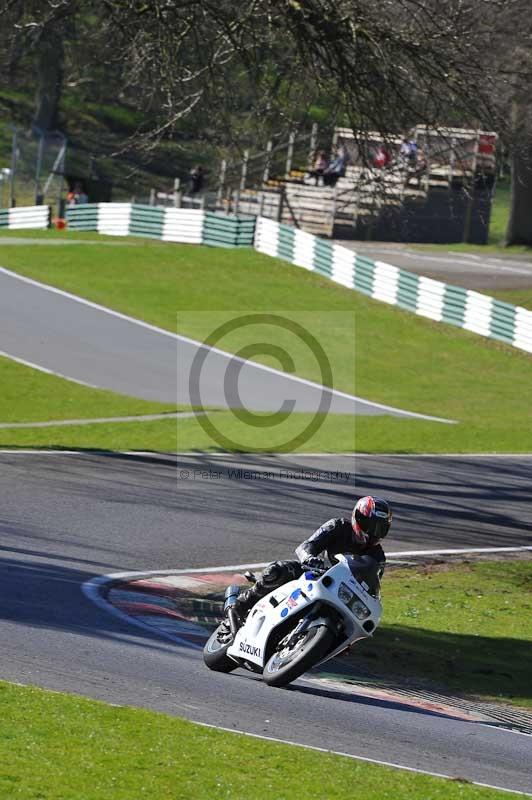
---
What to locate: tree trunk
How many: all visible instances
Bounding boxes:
[505,48,532,247]
[33,23,64,132]
[506,143,532,246]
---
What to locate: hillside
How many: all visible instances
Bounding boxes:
[0,86,219,204]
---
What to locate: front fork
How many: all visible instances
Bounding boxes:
[284,603,343,647]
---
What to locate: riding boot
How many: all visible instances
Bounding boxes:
[233,559,302,622]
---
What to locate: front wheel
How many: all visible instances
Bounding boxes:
[263,624,334,687]
[203,625,238,673]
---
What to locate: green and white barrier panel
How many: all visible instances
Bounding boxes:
[254,217,532,355]
[0,205,51,230]
[66,203,255,247]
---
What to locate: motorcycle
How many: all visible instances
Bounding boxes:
[203,554,383,687]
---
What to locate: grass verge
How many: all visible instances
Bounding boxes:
[0,680,522,800]
[0,355,179,424]
[1,237,531,452]
[340,561,532,708]
[6,411,532,454]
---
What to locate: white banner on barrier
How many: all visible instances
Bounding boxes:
[6,205,49,230]
[373,261,400,305]
[97,203,131,236]
[463,290,493,337]
[163,208,204,243]
[331,245,356,289]
[416,276,445,322]
[254,217,280,258]
[292,228,315,271]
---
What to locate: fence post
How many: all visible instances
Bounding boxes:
[258,191,265,217]
[285,132,295,178]
[330,185,338,237]
[263,140,273,185]
[173,178,182,208]
[56,139,66,217]
[9,128,17,207]
[277,185,285,222]
[149,188,156,206]
[34,133,45,204]
[308,123,318,169]
[217,159,227,209]
[240,149,249,192]
[234,188,241,216]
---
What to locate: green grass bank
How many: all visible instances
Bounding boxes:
[341,560,532,708]
[0,680,523,800]
[0,235,531,453]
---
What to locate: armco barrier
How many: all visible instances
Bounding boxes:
[65,203,254,247]
[254,217,532,355]
[0,205,50,230]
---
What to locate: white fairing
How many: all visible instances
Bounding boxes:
[226,554,382,669]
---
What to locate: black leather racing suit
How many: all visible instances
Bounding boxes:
[233,517,386,618]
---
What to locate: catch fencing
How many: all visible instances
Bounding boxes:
[0,205,51,230]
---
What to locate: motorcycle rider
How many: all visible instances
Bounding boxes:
[228,495,392,628]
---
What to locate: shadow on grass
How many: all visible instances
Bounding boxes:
[343,624,532,705]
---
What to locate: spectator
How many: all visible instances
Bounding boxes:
[308,150,329,185]
[400,138,418,167]
[67,182,88,205]
[372,144,391,169]
[411,147,428,186]
[187,165,204,195]
[323,146,348,187]
[400,138,411,162]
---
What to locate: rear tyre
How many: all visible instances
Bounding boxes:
[263,624,334,687]
[203,625,238,673]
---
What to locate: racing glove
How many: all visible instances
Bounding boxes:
[303,557,325,571]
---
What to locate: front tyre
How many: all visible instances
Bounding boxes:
[203,625,238,673]
[263,624,334,687]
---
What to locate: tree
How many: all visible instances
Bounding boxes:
[3,0,532,243]
[0,1,80,132]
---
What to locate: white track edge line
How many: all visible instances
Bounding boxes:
[82,547,532,589]
[81,574,203,651]
[193,722,531,796]
[0,266,454,424]
[1,449,532,458]
[0,349,101,389]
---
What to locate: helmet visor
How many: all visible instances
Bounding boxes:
[370,516,389,541]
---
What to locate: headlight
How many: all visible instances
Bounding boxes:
[351,599,371,620]
[338,582,355,605]
[338,583,371,620]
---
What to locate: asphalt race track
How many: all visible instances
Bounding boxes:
[1,451,531,794]
[0,267,444,419]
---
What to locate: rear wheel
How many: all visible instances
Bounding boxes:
[203,625,238,673]
[263,624,334,687]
